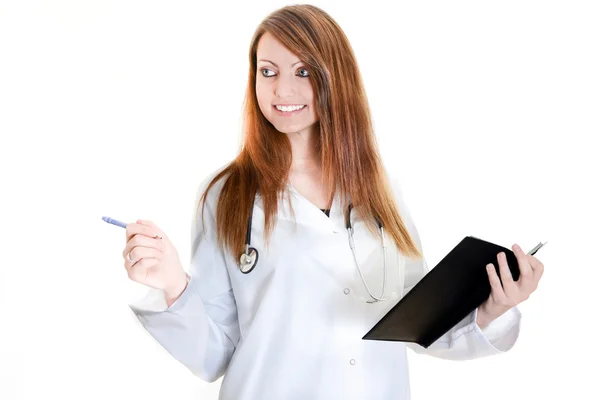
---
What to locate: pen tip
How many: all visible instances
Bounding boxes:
[102,216,109,223]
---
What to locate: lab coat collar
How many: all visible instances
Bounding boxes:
[253,181,347,234]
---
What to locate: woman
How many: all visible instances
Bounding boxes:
[123,5,544,399]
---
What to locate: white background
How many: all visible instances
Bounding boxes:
[1,0,598,398]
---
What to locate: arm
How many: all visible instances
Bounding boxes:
[128,173,240,382]
[388,173,521,360]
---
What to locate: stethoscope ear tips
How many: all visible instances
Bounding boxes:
[239,247,259,274]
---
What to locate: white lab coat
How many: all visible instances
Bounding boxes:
[129,166,521,400]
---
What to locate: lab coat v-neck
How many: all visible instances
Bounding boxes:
[128,167,522,400]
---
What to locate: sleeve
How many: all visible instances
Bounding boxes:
[128,171,240,382]
[388,173,522,360]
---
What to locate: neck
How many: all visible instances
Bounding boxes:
[288,127,320,173]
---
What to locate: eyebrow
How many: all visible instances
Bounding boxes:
[258,59,303,68]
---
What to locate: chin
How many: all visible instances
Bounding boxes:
[271,119,318,134]
[273,123,312,135]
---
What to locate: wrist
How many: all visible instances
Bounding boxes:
[476,305,493,329]
[164,274,189,302]
[477,303,510,329]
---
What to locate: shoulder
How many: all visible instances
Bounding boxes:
[382,164,418,232]
[194,163,230,207]
[382,165,409,211]
[191,162,231,235]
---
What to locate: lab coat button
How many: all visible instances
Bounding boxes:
[349,359,356,365]
[343,288,350,294]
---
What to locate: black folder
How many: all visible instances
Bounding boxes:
[362,236,546,348]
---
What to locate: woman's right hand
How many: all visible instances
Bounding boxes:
[123,219,188,299]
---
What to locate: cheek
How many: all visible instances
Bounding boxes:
[304,86,317,108]
[255,86,271,113]
[309,106,319,122]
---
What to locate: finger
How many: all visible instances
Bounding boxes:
[126,257,160,277]
[125,246,163,265]
[529,255,545,284]
[124,253,141,271]
[136,219,166,239]
[125,222,164,242]
[498,252,518,297]
[512,244,534,284]
[123,234,164,258]
[486,263,508,303]
[124,250,160,272]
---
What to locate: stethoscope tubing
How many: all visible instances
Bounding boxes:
[239,197,390,302]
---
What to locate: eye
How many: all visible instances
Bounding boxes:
[298,68,309,77]
[261,68,275,77]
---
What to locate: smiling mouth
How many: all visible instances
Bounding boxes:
[273,105,306,115]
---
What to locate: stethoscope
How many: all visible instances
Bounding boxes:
[238,198,390,303]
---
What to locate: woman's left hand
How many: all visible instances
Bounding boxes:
[476,243,545,329]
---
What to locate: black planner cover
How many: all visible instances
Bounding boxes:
[362,236,523,348]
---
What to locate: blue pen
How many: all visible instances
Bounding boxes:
[103,216,163,239]
[102,216,128,229]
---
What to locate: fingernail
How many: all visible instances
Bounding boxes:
[513,244,520,252]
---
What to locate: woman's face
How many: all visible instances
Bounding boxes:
[255,32,318,137]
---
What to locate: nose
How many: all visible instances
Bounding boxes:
[274,73,296,98]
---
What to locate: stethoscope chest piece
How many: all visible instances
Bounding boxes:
[239,246,259,274]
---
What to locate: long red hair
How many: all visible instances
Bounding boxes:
[196,4,423,262]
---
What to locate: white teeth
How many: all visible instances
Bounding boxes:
[275,105,305,112]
